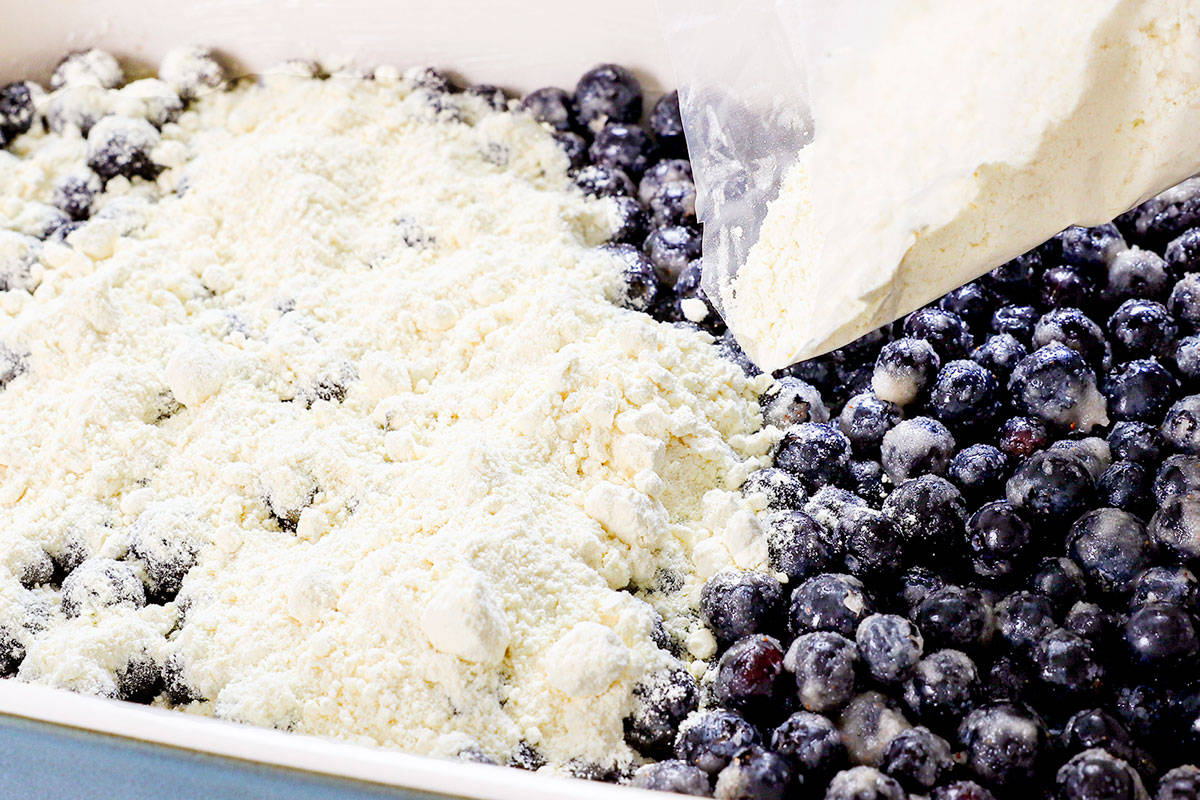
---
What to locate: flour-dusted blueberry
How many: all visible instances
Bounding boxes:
[644,225,702,283]
[1154,454,1200,503]
[158,46,225,101]
[771,711,846,777]
[880,725,953,791]
[932,781,998,800]
[996,415,1050,460]
[464,83,508,111]
[837,690,913,767]
[1167,227,1200,275]
[553,130,588,171]
[987,250,1043,302]
[1162,396,1200,455]
[86,116,161,182]
[837,394,901,455]
[713,745,792,800]
[995,591,1057,650]
[803,486,868,543]
[872,337,940,406]
[971,333,1028,380]
[903,649,979,729]
[904,308,974,361]
[880,417,955,483]
[632,760,711,796]
[17,548,54,589]
[761,376,829,428]
[129,510,200,603]
[848,460,891,508]
[1123,603,1199,672]
[53,171,103,221]
[1031,556,1089,615]
[573,64,642,133]
[1033,307,1111,372]
[957,702,1046,787]
[508,741,546,771]
[648,90,686,151]
[984,653,1032,703]
[1107,247,1172,305]
[639,158,693,197]
[1114,683,1173,745]
[1056,749,1148,800]
[1109,299,1179,360]
[589,123,656,178]
[606,194,649,245]
[939,282,996,332]
[764,510,837,582]
[714,634,786,712]
[52,49,123,90]
[788,573,872,638]
[1042,266,1097,309]
[774,422,851,490]
[991,304,1040,343]
[61,558,147,618]
[855,614,923,685]
[831,362,875,408]
[823,766,906,800]
[841,506,905,581]
[405,66,455,93]
[1158,765,1200,799]
[0,82,37,147]
[1057,224,1127,270]
[672,258,721,329]
[639,159,696,227]
[1170,273,1200,331]
[522,87,575,131]
[898,567,947,614]
[1009,342,1109,431]
[1098,460,1153,514]
[784,631,859,713]
[743,468,805,511]
[926,360,999,429]
[1176,336,1200,386]
[1130,566,1198,612]
[1068,508,1156,596]
[574,164,634,198]
[1006,449,1095,522]
[626,667,700,757]
[949,445,1009,502]
[1032,627,1105,702]
[0,627,26,677]
[604,243,660,312]
[701,570,783,645]
[675,709,761,775]
[1064,601,1120,651]
[880,475,966,565]
[1051,435,1112,480]
[915,586,994,653]
[1118,179,1200,249]
[1110,421,1165,464]
[1105,359,1179,423]
[117,651,163,704]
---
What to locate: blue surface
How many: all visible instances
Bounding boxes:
[0,715,452,799]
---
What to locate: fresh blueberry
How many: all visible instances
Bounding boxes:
[1056,749,1147,800]
[971,333,1028,380]
[802,486,867,539]
[61,558,146,617]
[1098,460,1153,514]
[1031,556,1090,615]
[939,282,996,331]
[604,243,660,312]
[1118,180,1200,249]
[763,512,837,583]
[1008,343,1108,431]
[1109,421,1165,463]
[898,567,947,614]
[983,653,1032,703]
[1157,765,1200,800]
[1166,227,1200,275]
[700,570,783,645]
[714,635,786,711]
[957,702,1046,787]
[1175,335,1200,386]
[1162,395,1200,455]
[761,376,829,427]
[1031,627,1105,701]
[631,760,711,796]
[1062,707,1137,762]
[606,194,649,245]
[1123,603,1199,671]
[903,648,979,729]
[840,506,905,581]
[915,586,994,653]
[872,337,941,406]
[784,631,859,713]
[880,725,954,790]
[770,711,846,777]
[626,668,700,757]
[639,159,696,226]
[644,225,702,283]
[574,164,635,198]
[788,573,872,638]
[995,591,1056,650]
[0,82,37,147]
[991,304,1040,343]
[823,767,905,800]
[1068,508,1156,595]
[1033,308,1110,372]
[1106,247,1172,305]
[671,258,721,329]
[1064,601,1120,651]
[1153,454,1200,503]
[965,501,1032,580]
[995,415,1051,460]
[855,613,923,685]
[837,691,913,770]
[1170,273,1200,331]
[1105,359,1179,422]
[926,360,999,428]
[1108,299,1179,360]
[880,474,966,563]
[649,90,686,154]
[86,117,161,182]
[949,445,1009,501]
[903,308,974,361]
[521,87,575,131]
[742,467,805,511]
[1113,682,1174,744]
[552,130,588,171]
[986,251,1043,303]
[573,64,642,132]
[1042,266,1096,309]
[847,459,891,508]
[589,123,656,178]
[675,709,760,775]
[713,745,792,800]
[879,416,956,483]
[1057,224,1127,270]
[774,422,851,490]
[116,652,162,704]
[1130,566,1198,612]
[1048,437,1112,480]
[1006,448,1095,522]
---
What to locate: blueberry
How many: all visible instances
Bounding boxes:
[777,356,835,394]
[1057,224,1127,270]
[1119,180,1200,249]
[714,635,786,711]
[743,467,805,511]
[840,506,904,581]
[1162,396,1200,455]
[116,652,163,704]
[784,631,859,713]
[1033,308,1110,372]
[949,445,1009,502]
[1107,247,1172,305]
[1114,683,1174,744]
[129,508,199,603]
[1068,509,1155,596]
[1158,765,1200,800]
[915,586,994,653]
[898,567,947,614]
[631,760,711,795]
[86,117,161,182]
[589,123,656,178]
[1031,627,1105,701]
[159,46,226,102]
[833,325,894,370]
[1170,273,1200,331]
[770,711,846,777]
[61,558,146,618]
[1110,421,1164,464]
[1105,360,1179,423]
[774,422,851,490]
[713,745,791,800]
[986,251,1043,302]
[1009,343,1109,431]
[701,570,783,645]
[995,591,1056,650]
[762,376,829,428]
[881,474,967,560]
[464,83,507,111]
[984,653,1032,703]
[1098,460,1153,514]
[603,243,660,312]
[552,130,588,171]
[1049,437,1112,480]
[880,725,953,790]
[788,573,872,638]
[837,691,913,767]
[1130,566,1198,612]
[522,87,575,131]
[855,614,923,685]
[161,652,204,705]
[872,337,941,406]
[847,459,891,508]
[649,90,686,153]
[824,767,906,800]
[626,668,700,757]
[508,741,545,771]
[672,258,720,329]
[903,649,979,729]
[52,172,102,221]
[1031,556,1089,615]
[996,415,1051,460]
[972,333,1028,380]
[1042,266,1097,309]
[675,710,760,775]
[932,781,998,800]
[802,486,867,541]
[1123,603,1199,671]
[1006,449,1095,522]
[574,164,634,198]
[639,158,693,197]
[1166,227,1200,275]
[938,282,995,330]
[1057,749,1147,800]
[1175,336,1200,385]
[1064,601,1119,650]
[1062,708,1137,763]
[573,64,642,133]
[904,308,974,361]
[639,159,696,227]
[644,225,702,283]
[991,304,1040,343]
[0,82,37,147]
[52,49,124,90]
[926,360,999,428]
[879,417,955,483]
[605,194,649,246]
[957,702,1046,787]
[17,548,53,589]
[1153,454,1200,503]
[1109,299,1179,360]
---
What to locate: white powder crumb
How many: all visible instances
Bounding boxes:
[420,569,512,664]
[544,622,631,697]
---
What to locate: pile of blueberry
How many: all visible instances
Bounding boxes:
[535,66,1200,800]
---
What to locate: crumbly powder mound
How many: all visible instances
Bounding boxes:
[0,70,777,769]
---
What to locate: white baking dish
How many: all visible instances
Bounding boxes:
[0,2,681,796]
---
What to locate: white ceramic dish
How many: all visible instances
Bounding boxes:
[0,2,680,796]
